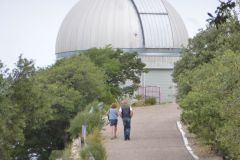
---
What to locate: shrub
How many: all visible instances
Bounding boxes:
[131,94,144,107]
[68,111,103,138]
[81,143,106,160]
[177,51,240,159]
[80,129,107,160]
[144,97,156,105]
[135,94,144,100]
[86,129,102,144]
[49,150,63,160]
[68,102,104,138]
[49,144,71,160]
[217,120,240,160]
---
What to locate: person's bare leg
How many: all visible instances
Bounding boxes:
[111,126,114,139]
[114,125,117,138]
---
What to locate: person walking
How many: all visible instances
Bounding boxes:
[107,103,119,140]
[119,99,133,140]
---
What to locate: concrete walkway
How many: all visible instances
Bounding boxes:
[102,103,194,160]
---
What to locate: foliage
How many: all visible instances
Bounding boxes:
[0,61,25,159]
[207,0,236,28]
[0,55,54,159]
[68,102,104,138]
[180,51,240,158]
[0,54,108,159]
[49,150,64,160]
[41,54,107,106]
[20,55,106,159]
[80,129,107,160]
[131,94,144,107]
[0,47,145,159]
[173,2,240,159]
[10,56,53,129]
[86,129,102,145]
[49,144,71,160]
[135,94,144,100]
[83,47,147,97]
[80,143,106,160]
[144,97,156,105]
[173,18,240,84]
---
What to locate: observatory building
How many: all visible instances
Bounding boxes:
[55,0,188,102]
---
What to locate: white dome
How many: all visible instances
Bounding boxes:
[56,0,188,55]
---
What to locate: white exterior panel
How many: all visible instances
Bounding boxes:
[132,0,167,13]
[141,15,173,48]
[162,0,188,47]
[139,55,180,69]
[143,69,176,102]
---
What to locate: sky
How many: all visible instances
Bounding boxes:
[0,0,220,69]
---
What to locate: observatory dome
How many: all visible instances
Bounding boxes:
[55,0,188,58]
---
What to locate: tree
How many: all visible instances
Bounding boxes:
[207,0,236,28]
[0,60,25,160]
[173,17,240,86]
[173,1,240,158]
[0,48,146,159]
[180,51,240,159]
[83,47,147,97]
[7,56,53,159]
[13,54,108,159]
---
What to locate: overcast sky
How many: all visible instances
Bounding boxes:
[0,0,219,69]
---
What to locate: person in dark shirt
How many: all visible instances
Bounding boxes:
[119,99,133,140]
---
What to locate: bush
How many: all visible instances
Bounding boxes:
[177,51,240,159]
[68,111,103,138]
[81,143,106,160]
[49,144,71,160]
[86,129,102,144]
[135,94,144,100]
[131,94,144,107]
[49,150,63,160]
[144,97,156,105]
[80,129,107,160]
[68,102,104,138]
[217,120,240,160]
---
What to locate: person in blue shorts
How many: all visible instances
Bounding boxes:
[107,103,119,139]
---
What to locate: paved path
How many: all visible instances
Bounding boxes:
[102,103,194,160]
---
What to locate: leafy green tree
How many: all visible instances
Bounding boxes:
[15,54,107,159]
[207,0,236,28]
[10,55,52,129]
[6,56,53,159]
[173,0,240,85]
[83,47,147,96]
[173,18,240,84]
[0,48,146,159]
[40,55,107,106]
[0,61,25,160]
[180,51,240,159]
[173,1,240,159]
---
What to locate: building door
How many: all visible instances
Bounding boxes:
[142,69,176,102]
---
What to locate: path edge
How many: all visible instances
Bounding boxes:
[177,121,199,160]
